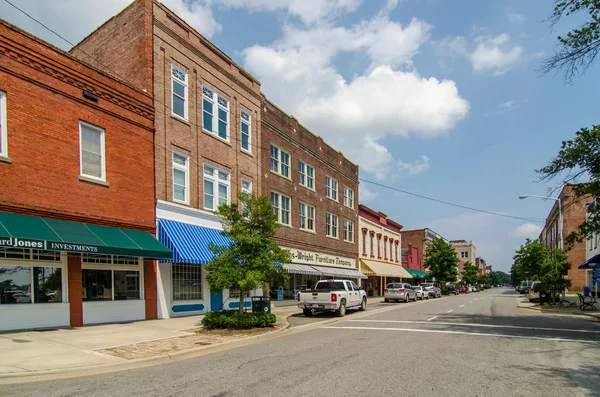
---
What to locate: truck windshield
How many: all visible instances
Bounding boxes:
[314,282,345,290]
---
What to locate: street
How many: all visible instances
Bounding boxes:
[2,288,599,397]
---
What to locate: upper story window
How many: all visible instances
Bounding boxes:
[298,161,315,190]
[299,202,315,232]
[377,235,381,257]
[326,176,338,201]
[0,91,6,158]
[171,65,188,120]
[461,251,468,258]
[390,240,394,261]
[326,213,338,238]
[240,110,251,152]
[270,144,290,178]
[271,192,291,226]
[343,187,354,208]
[79,121,106,181]
[204,164,230,211]
[202,86,229,141]
[370,233,374,256]
[384,238,387,258]
[343,220,354,243]
[172,152,189,204]
[240,178,252,215]
[362,232,366,254]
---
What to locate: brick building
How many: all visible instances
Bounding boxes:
[450,240,476,280]
[400,228,445,272]
[357,205,412,297]
[0,20,170,331]
[72,0,262,316]
[475,257,487,275]
[261,97,364,300]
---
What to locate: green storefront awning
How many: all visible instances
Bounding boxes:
[406,269,429,278]
[0,212,172,260]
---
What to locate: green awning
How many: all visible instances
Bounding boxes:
[0,212,172,259]
[406,269,429,278]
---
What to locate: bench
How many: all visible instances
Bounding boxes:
[577,293,597,311]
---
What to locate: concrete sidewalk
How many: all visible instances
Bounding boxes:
[0,305,297,379]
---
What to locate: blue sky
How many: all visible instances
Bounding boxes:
[2,0,598,272]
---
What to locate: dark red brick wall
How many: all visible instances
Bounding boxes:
[561,186,588,291]
[68,254,83,327]
[401,230,426,271]
[261,97,359,260]
[144,259,157,320]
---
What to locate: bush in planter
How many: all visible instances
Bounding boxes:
[202,310,277,329]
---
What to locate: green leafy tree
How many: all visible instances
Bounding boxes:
[206,193,291,313]
[540,248,572,302]
[510,263,522,287]
[461,261,479,286]
[542,0,600,83]
[424,239,458,285]
[513,239,547,281]
[490,271,510,285]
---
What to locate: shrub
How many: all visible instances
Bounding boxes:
[201,310,277,329]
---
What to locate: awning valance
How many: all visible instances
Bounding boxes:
[360,260,413,279]
[406,268,429,278]
[158,219,229,264]
[579,254,600,269]
[311,265,367,279]
[283,263,322,275]
[0,211,172,259]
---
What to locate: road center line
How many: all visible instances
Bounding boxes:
[324,326,599,344]
[459,305,465,307]
[346,320,600,334]
[426,316,438,321]
[445,310,454,313]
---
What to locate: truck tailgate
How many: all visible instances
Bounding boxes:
[299,291,332,304]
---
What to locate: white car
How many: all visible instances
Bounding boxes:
[411,285,428,300]
[421,283,442,298]
[384,283,417,303]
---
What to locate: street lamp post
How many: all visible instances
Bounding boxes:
[519,194,562,250]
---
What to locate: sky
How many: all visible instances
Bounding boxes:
[1,0,598,273]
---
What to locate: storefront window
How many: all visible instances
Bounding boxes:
[33,267,62,303]
[172,263,202,301]
[114,271,140,300]
[82,269,112,301]
[0,265,31,304]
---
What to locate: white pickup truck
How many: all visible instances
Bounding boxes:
[298,280,367,317]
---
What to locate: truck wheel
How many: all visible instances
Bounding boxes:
[303,309,313,317]
[336,300,346,317]
[359,298,367,311]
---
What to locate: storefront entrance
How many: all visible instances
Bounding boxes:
[210,289,223,311]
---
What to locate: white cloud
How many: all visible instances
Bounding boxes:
[161,0,221,38]
[499,100,514,109]
[509,223,542,238]
[397,155,430,176]
[436,36,469,58]
[506,8,526,24]
[469,34,524,76]
[359,184,378,201]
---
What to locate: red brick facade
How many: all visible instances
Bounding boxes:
[400,229,427,271]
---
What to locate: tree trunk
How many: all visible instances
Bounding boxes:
[239,290,245,314]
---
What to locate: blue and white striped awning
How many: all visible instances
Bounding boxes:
[157,219,230,264]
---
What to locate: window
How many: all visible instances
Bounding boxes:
[240,110,251,152]
[384,238,387,258]
[0,265,63,304]
[203,165,230,211]
[461,251,468,258]
[240,178,252,215]
[81,255,140,301]
[270,145,290,177]
[202,86,229,140]
[298,161,314,189]
[229,289,251,299]
[390,240,394,261]
[299,202,315,231]
[271,192,291,225]
[370,233,374,256]
[172,263,202,301]
[79,121,105,181]
[362,232,366,254]
[326,176,338,201]
[173,152,189,204]
[0,91,6,158]
[343,187,354,208]
[377,235,381,257]
[326,213,338,238]
[171,65,188,119]
[343,220,354,243]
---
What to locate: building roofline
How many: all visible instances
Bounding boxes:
[358,204,404,230]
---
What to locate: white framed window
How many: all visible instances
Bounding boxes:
[326,176,338,201]
[0,91,7,158]
[172,263,201,301]
[461,251,468,258]
[384,239,387,258]
[299,202,315,232]
[204,164,230,211]
[81,255,141,301]
[343,186,354,208]
[171,65,188,120]
[240,110,251,152]
[172,151,189,204]
[390,240,394,261]
[240,178,252,215]
[229,288,251,299]
[362,232,366,254]
[343,219,354,243]
[271,192,291,226]
[270,144,290,178]
[79,121,106,181]
[298,161,315,190]
[370,233,374,256]
[202,85,229,141]
[326,213,338,238]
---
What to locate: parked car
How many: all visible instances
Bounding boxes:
[446,284,460,295]
[384,283,417,303]
[411,285,428,300]
[469,285,479,292]
[298,280,367,317]
[459,286,469,294]
[421,283,442,298]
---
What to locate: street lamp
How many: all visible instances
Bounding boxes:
[519,194,562,249]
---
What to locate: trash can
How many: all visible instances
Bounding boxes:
[251,296,271,314]
[584,286,590,297]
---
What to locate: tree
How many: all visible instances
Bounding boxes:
[206,193,291,313]
[537,127,600,249]
[510,262,522,287]
[540,248,572,303]
[490,271,510,285]
[424,239,458,285]
[461,261,479,286]
[542,0,600,83]
[512,239,547,281]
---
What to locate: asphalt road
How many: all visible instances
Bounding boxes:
[3,288,600,397]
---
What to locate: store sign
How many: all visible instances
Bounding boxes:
[281,246,356,269]
[0,237,99,253]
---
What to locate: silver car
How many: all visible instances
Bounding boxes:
[384,283,417,303]
[421,283,442,298]
[411,285,428,300]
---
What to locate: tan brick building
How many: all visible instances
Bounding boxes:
[450,240,476,280]
[72,0,262,316]
[0,19,170,331]
[261,97,363,300]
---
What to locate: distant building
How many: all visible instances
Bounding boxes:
[450,240,476,280]
[475,257,487,275]
[400,228,446,271]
